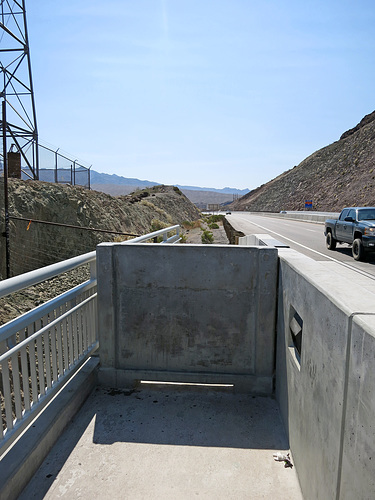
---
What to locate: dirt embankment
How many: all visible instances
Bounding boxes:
[0,180,201,278]
[0,181,231,325]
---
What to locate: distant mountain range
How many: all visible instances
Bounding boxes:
[89,170,249,196]
[16,165,248,208]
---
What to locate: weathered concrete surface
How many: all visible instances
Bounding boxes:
[339,314,375,499]
[275,248,375,500]
[97,244,278,394]
[19,385,302,500]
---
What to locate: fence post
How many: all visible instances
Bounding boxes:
[2,100,11,278]
[54,148,58,183]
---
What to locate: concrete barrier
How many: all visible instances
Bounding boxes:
[97,243,278,394]
[243,211,340,224]
[97,238,375,498]
[239,234,289,248]
[7,237,372,499]
[275,248,375,500]
[339,313,375,499]
[237,234,375,499]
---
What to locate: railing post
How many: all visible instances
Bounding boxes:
[90,260,97,280]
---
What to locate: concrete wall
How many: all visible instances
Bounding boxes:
[275,249,375,500]
[97,243,278,394]
[97,238,375,499]
[338,313,375,499]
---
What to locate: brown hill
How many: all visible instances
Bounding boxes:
[0,180,201,278]
[230,111,375,212]
[91,183,235,207]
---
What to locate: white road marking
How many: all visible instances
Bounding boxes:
[233,215,375,280]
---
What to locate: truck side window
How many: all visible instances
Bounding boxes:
[348,209,356,220]
[339,209,349,220]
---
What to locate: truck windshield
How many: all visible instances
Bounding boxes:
[357,209,375,221]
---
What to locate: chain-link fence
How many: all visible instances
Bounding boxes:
[0,142,91,189]
[36,143,91,188]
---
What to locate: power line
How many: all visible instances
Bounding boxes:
[9,216,140,237]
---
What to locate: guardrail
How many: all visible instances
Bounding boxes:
[0,225,180,456]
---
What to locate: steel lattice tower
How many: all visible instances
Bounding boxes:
[0,0,38,179]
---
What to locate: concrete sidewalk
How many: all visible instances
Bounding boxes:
[20,384,303,499]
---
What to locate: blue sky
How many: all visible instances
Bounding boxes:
[26,1,375,189]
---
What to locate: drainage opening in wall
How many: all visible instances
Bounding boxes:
[288,306,303,368]
[140,380,234,391]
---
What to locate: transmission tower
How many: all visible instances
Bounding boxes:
[0,0,38,179]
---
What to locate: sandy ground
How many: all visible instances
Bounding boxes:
[182,219,229,245]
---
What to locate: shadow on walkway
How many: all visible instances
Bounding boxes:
[20,385,303,499]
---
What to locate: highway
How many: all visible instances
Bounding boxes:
[226,212,375,279]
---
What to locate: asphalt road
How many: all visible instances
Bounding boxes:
[226,212,375,279]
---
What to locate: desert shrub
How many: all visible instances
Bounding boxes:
[151,218,168,231]
[207,214,224,223]
[181,220,202,230]
[208,223,219,229]
[142,201,173,225]
[154,205,169,219]
[113,235,133,242]
[201,230,214,244]
[140,199,155,209]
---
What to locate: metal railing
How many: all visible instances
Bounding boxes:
[0,225,180,455]
[0,252,97,456]
[126,225,181,244]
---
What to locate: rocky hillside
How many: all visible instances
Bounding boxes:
[230,111,375,212]
[92,183,236,207]
[0,180,201,278]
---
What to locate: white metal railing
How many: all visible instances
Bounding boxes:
[123,224,181,244]
[0,251,97,456]
[0,225,180,455]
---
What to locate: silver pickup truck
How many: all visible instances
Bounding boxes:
[324,207,375,261]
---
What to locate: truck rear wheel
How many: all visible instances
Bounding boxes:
[326,232,337,250]
[352,238,365,261]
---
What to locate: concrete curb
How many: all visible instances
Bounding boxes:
[0,356,99,500]
[245,211,340,225]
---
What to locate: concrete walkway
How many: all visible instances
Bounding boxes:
[20,384,303,499]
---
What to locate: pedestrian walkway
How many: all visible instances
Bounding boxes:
[20,384,303,499]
